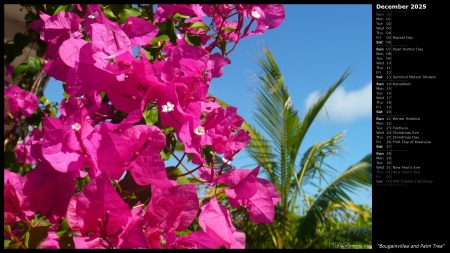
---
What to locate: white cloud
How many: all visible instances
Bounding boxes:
[304,81,372,123]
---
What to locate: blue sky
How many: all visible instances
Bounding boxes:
[44,4,372,205]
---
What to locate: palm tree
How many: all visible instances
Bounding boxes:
[228,47,372,249]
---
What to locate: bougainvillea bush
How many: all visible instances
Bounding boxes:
[4,4,285,249]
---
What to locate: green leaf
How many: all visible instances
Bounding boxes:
[40,96,50,105]
[222,26,236,32]
[150,34,170,45]
[13,33,30,50]
[12,63,29,80]
[62,92,71,98]
[24,11,39,23]
[171,12,190,23]
[188,22,208,31]
[4,239,11,248]
[24,109,44,128]
[36,40,48,58]
[48,107,57,117]
[155,19,177,45]
[75,175,91,193]
[143,108,159,126]
[218,39,227,54]
[185,34,202,46]
[27,57,43,73]
[161,131,176,160]
[166,167,188,185]
[202,146,215,167]
[4,150,19,171]
[172,13,191,19]
[102,6,117,20]
[56,219,71,237]
[6,242,23,249]
[26,225,50,249]
[118,7,141,23]
[4,43,22,64]
[56,219,75,249]
[53,4,69,15]
[160,150,171,160]
[108,4,130,17]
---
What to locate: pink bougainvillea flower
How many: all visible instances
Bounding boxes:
[207,53,231,78]
[144,184,199,234]
[197,197,245,249]
[90,23,132,70]
[197,166,217,182]
[160,43,210,83]
[74,4,82,12]
[25,128,45,163]
[216,19,240,44]
[42,56,77,85]
[39,11,83,59]
[137,183,200,249]
[14,140,35,164]
[154,4,205,23]
[154,81,201,136]
[67,173,132,249]
[222,165,281,224]
[4,85,39,119]
[71,43,115,95]
[40,109,93,178]
[167,230,214,249]
[104,53,163,113]
[241,4,285,38]
[74,41,160,112]
[230,177,281,224]
[94,111,172,188]
[28,11,50,33]
[179,122,211,165]
[120,16,159,47]
[201,4,234,20]
[4,4,289,249]
[202,106,240,154]
[201,96,221,113]
[59,90,112,125]
[179,106,248,165]
[4,169,29,225]
[219,165,260,200]
[22,162,77,223]
[223,129,251,161]
[84,4,115,36]
[117,213,150,249]
[59,38,88,68]
[121,125,172,188]
[102,108,144,133]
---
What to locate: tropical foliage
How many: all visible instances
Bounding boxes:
[229,47,372,249]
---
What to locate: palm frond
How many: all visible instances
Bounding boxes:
[252,47,304,222]
[297,153,372,243]
[293,132,345,195]
[290,69,352,162]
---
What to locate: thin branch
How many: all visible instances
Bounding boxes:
[166,148,206,183]
[4,226,27,249]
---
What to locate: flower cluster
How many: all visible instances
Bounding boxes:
[4,4,285,249]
